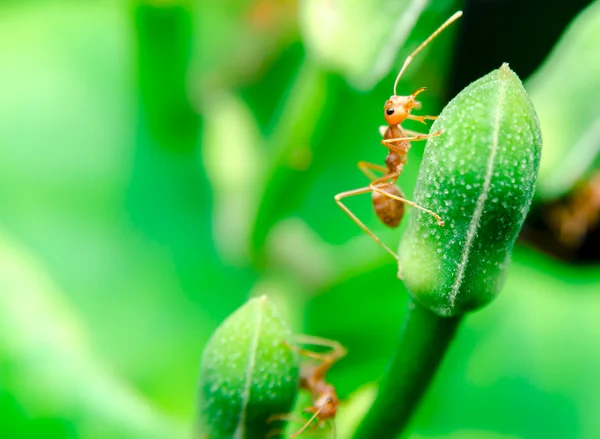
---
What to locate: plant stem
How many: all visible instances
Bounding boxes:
[352,298,462,439]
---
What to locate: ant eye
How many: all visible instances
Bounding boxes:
[386,108,395,115]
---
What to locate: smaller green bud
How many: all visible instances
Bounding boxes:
[400,64,542,317]
[198,296,299,439]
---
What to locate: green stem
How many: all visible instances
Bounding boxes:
[352,298,462,439]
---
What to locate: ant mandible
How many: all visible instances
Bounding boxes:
[334,11,463,263]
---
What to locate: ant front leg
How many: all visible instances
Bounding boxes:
[267,413,311,426]
[293,335,347,363]
[290,409,324,439]
[380,130,442,146]
[407,113,438,124]
[403,128,431,138]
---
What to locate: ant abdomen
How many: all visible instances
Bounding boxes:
[373,185,405,228]
[334,12,460,260]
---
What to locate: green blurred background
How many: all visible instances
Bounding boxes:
[2,0,600,438]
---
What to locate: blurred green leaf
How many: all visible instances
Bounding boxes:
[412,247,600,438]
[0,230,184,439]
[527,0,600,199]
[135,1,198,152]
[299,0,460,89]
[197,0,299,88]
[202,92,264,264]
[414,432,522,439]
[0,0,249,418]
[250,60,328,259]
[4,0,600,437]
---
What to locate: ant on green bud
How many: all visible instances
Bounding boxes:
[334,12,462,267]
[268,335,347,438]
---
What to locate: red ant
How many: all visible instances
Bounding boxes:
[268,335,347,438]
[334,12,463,264]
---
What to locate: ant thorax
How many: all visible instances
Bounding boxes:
[383,124,409,173]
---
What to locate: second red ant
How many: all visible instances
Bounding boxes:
[269,335,346,438]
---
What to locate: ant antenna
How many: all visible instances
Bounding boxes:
[393,11,463,95]
[290,405,327,439]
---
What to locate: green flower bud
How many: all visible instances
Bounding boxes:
[198,296,299,439]
[399,64,542,317]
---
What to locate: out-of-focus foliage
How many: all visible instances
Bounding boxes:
[299,0,460,89]
[0,230,183,439]
[1,0,600,438]
[528,0,600,199]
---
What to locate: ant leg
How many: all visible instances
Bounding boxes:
[286,336,346,366]
[294,335,348,362]
[403,128,429,137]
[358,161,388,181]
[407,114,438,124]
[290,407,325,438]
[368,172,399,187]
[334,187,399,260]
[266,413,311,439]
[366,173,443,225]
[267,413,308,425]
[380,130,442,146]
[283,340,330,363]
[369,182,444,226]
[379,121,435,136]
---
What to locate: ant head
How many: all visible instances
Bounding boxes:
[313,394,338,420]
[383,88,426,125]
[384,96,411,125]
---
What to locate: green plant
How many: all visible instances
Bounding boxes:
[198,64,542,439]
[354,64,541,439]
[3,1,600,439]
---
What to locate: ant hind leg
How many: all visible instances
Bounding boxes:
[334,187,399,260]
[369,184,444,226]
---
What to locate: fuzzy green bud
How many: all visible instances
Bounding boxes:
[399,64,542,317]
[198,296,299,439]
